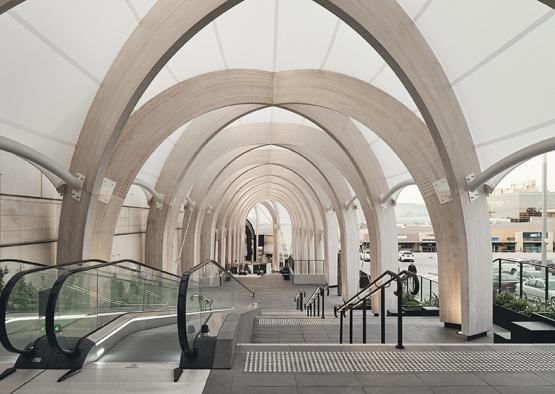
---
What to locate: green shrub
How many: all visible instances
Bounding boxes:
[493,291,555,317]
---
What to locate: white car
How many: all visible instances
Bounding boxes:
[398,250,414,262]
[363,250,371,261]
[516,279,555,304]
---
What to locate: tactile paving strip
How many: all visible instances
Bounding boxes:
[257,318,340,326]
[244,351,555,373]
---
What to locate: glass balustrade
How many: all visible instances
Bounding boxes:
[48,259,181,354]
[178,260,256,355]
[0,259,107,354]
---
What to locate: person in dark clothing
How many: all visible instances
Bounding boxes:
[408,262,417,274]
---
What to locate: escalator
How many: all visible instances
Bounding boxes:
[0,259,107,379]
[174,259,257,381]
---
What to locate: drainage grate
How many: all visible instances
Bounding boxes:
[244,351,555,373]
[257,318,340,326]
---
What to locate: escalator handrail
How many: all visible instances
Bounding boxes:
[45,259,181,355]
[177,259,255,356]
[0,258,46,268]
[0,259,108,355]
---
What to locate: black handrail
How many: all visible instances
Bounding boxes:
[294,290,306,311]
[45,259,181,355]
[493,257,553,304]
[333,270,417,349]
[177,259,255,357]
[0,259,107,355]
[305,284,330,318]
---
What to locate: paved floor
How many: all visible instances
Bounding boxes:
[201,274,555,394]
[1,273,555,393]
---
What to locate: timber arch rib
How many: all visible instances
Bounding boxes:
[3,0,497,336]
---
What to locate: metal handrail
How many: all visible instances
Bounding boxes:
[333,270,417,349]
[44,259,180,355]
[177,259,256,357]
[0,259,108,355]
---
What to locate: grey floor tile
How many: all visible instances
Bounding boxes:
[477,372,550,386]
[295,373,360,387]
[364,387,433,394]
[355,372,424,386]
[416,373,487,386]
[229,388,298,394]
[299,388,365,394]
[430,387,501,394]
[495,387,555,394]
[233,373,296,387]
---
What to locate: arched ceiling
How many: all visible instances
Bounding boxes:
[0,0,553,196]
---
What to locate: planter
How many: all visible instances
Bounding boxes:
[493,303,533,331]
[401,306,439,317]
[532,312,555,327]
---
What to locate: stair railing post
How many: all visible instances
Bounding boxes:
[380,286,386,344]
[349,308,353,344]
[362,296,367,344]
[321,287,325,319]
[396,275,404,349]
[339,311,344,343]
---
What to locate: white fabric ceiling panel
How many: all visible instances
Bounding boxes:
[415,0,549,81]
[165,23,226,81]
[322,22,384,82]
[370,139,411,188]
[137,138,174,185]
[216,0,274,70]
[350,119,410,187]
[372,66,419,112]
[453,14,555,168]
[135,67,177,108]
[125,0,157,19]
[397,0,430,19]
[275,0,338,70]
[476,122,555,170]
[0,122,74,168]
[0,15,96,152]
[12,0,139,81]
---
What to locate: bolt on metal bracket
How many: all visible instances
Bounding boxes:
[71,172,85,201]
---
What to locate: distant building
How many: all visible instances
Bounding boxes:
[488,180,555,222]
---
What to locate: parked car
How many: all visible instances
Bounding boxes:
[492,273,519,292]
[363,250,371,261]
[398,250,414,262]
[516,279,555,304]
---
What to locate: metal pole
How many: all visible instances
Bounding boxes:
[544,267,549,304]
[321,287,325,319]
[300,292,304,311]
[498,259,502,293]
[349,308,353,344]
[339,312,343,344]
[380,287,386,344]
[542,153,548,265]
[519,262,523,299]
[317,293,320,317]
[362,297,367,344]
[396,278,404,349]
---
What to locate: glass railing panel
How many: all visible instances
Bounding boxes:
[2,260,105,353]
[0,260,43,293]
[181,260,255,354]
[52,260,180,353]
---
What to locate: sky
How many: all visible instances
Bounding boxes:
[396,152,555,205]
